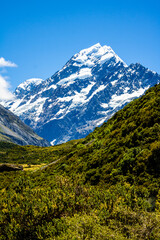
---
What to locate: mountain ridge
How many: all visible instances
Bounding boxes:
[2,43,160,145]
[0,104,50,146]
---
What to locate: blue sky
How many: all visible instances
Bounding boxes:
[0,0,160,92]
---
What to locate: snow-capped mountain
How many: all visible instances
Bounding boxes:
[2,43,160,145]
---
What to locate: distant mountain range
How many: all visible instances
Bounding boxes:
[0,104,50,146]
[2,43,160,145]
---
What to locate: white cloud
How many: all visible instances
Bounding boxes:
[0,57,17,101]
[0,75,14,100]
[0,57,17,68]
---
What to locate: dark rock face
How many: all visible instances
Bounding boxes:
[0,104,50,146]
[0,164,23,172]
[2,43,160,145]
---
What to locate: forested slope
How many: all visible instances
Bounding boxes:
[0,84,160,240]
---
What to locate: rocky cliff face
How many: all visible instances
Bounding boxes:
[2,43,160,145]
[0,104,50,146]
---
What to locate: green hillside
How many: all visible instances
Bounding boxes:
[0,84,160,240]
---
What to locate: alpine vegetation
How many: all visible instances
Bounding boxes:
[0,84,160,239]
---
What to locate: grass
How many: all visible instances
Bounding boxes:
[22,163,46,171]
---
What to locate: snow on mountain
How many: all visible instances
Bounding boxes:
[17,78,44,90]
[2,43,160,145]
[72,43,126,67]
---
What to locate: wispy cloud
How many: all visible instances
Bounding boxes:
[0,57,17,68]
[0,57,17,101]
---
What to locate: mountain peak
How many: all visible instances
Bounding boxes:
[72,43,126,67]
[92,42,101,47]
[79,43,102,54]
[2,43,159,146]
[17,78,44,90]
